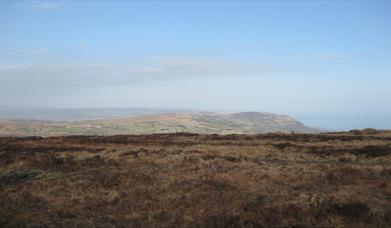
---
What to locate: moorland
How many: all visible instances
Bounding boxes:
[1,129,390,227]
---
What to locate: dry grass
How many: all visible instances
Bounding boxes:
[1,130,391,227]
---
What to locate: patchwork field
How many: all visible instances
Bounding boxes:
[0,112,317,136]
[1,130,391,227]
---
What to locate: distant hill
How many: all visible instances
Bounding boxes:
[0,112,318,136]
[0,106,191,121]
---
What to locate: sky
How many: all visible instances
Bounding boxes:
[0,0,390,130]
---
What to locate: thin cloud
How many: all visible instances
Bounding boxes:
[144,57,275,77]
[10,48,48,55]
[0,58,283,109]
[241,42,263,48]
[0,57,279,90]
[79,42,90,49]
[307,53,350,60]
[33,1,61,10]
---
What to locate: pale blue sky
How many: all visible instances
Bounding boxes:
[0,1,390,129]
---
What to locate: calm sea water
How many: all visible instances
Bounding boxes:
[293,113,391,131]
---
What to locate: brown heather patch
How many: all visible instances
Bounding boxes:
[0,130,391,227]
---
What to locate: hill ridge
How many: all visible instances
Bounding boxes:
[0,111,318,136]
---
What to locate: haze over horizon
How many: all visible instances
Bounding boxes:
[1,1,390,130]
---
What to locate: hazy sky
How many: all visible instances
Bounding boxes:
[0,1,390,129]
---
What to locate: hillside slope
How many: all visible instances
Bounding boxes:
[0,112,317,136]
